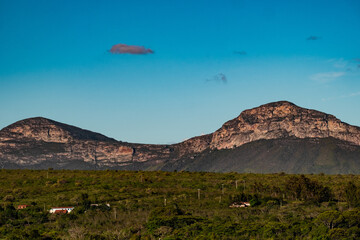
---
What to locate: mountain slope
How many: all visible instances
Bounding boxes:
[160,137,360,174]
[0,101,359,173]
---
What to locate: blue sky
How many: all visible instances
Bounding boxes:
[0,0,359,144]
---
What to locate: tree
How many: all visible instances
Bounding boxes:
[345,182,360,208]
[315,210,341,230]
[80,193,91,209]
[285,175,332,203]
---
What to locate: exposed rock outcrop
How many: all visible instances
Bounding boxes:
[210,101,360,149]
[0,117,116,143]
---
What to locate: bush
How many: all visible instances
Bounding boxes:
[147,204,203,232]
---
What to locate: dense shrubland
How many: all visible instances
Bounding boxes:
[1,169,360,239]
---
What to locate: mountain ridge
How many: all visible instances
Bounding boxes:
[1,101,360,173]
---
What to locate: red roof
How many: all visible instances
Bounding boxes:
[54,210,68,214]
[17,205,31,209]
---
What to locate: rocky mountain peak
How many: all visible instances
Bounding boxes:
[0,117,115,143]
[210,101,360,149]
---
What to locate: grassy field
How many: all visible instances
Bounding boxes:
[1,169,360,239]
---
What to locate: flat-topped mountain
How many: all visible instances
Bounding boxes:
[1,101,359,173]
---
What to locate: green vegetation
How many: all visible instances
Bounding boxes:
[1,170,360,239]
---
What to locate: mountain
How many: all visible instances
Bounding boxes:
[1,101,360,173]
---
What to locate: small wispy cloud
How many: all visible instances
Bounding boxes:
[327,58,348,69]
[307,36,321,40]
[310,72,345,83]
[206,73,227,84]
[349,91,360,97]
[109,43,154,55]
[322,91,360,101]
[351,59,360,69]
[349,58,360,70]
[326,58,360,72]
[233,51,247,55]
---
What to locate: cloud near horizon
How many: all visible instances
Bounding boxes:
[307,36,321,40]
[206,73,227,84]
[310,72,345,83]
[109,43,154,54]
[322,91,360,102]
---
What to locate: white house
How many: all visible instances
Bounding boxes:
[229,202,251,208]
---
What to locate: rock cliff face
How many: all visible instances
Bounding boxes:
[210,101,360,150]
[0,101,359,172]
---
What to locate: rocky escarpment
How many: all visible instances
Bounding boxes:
[210,101,360,150]
[0,101,359,172]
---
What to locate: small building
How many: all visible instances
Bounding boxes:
[17,204,31,209]
[49,207,74,214]
[90,203,110,207]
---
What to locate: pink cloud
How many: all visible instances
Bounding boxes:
[109,43,154,55]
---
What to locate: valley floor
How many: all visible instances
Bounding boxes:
[1,170,360,239]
